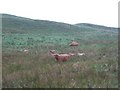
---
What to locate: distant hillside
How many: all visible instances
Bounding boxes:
[2,14,80,34]
[2,14,118,34]
[75,23,118,31]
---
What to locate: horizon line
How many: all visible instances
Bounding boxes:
[1,13,118,28]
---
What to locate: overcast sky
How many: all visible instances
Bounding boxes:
[0,0,119,27]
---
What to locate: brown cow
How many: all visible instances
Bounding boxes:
[50,50,75,62]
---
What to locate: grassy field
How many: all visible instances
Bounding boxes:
[2,14,118,88]
[2,33,118,88]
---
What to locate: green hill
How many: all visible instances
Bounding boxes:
[75,23,118,32]
[75,23,117,29]
[2,14,117,34]
[2,13,118,47]
[2,14,80,34]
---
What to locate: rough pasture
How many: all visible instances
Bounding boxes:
[2,33,118,88]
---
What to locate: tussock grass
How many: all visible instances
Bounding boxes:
[2,48,118,88]
[2,33,118,88]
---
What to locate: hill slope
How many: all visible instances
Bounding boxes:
[2,14,117,34]
[2,14,80,34]
[75,23,118,32]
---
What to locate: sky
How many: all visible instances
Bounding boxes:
[0,0,119,27]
